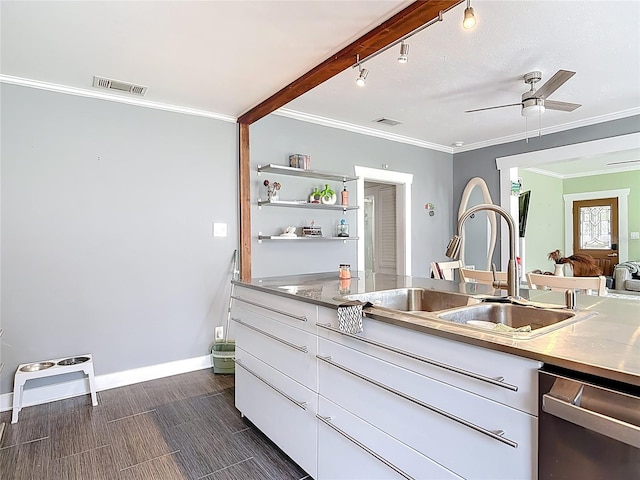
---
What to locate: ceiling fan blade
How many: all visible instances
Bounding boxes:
[545,99,581,112]
[535,70,575,99]
[465,103,522,113]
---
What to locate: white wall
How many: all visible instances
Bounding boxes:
[1,84,238,394]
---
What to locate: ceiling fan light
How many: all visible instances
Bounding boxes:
[463,6,476,29]
[356,67,369,87]
[398,42,409,63]
[522,98,546,117]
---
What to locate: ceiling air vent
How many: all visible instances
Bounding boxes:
[92,76,148,96]
[373,117,402,126]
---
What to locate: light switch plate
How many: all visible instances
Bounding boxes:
[213,223,227,237]
[631,231,640,240]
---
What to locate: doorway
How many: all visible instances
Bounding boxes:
[572,197,619,276]
[497,132,638,270]
[364,182,397,274]
[354,166,413,276]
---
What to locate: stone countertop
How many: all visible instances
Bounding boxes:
[234,272,640,386]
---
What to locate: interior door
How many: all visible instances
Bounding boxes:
[364,183,397,274]
[572,197,619,276]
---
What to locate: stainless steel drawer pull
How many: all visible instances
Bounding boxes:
[316,322,517,391]
[316,415,415,480]
[231,317,308,353]
[232,295,308,322]
[235,359,308,410]
[317,355,518,449]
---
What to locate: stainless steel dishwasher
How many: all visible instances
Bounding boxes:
[538,368,640,479]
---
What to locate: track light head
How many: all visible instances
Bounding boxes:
[463,1,476,29]
[356,66,369,87]
[397,41,409,63]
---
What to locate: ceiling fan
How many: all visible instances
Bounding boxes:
[465,70,582,117]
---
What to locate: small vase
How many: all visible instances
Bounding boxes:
[554,264,565,277]
[321,193,337,205]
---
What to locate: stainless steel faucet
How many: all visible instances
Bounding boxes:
[446,203,520,299]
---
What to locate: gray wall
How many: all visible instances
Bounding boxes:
[453,115,640,266]
[250,115,454,278]
[1,84,238,394]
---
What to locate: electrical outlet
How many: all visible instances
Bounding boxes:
[215,326,224,341]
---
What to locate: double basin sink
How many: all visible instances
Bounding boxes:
[337,288,591,338]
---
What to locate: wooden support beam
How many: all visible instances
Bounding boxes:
[238,122,251,280]
[237,1,464,280]
[238,0,463,124]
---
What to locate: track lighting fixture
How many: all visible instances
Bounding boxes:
[397,41,409,63]
[356,65,369,86]
[349,9,452,87]
[353,55,369,87]
[463,0,476,29]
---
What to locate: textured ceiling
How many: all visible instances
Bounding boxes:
[286,0,640,150]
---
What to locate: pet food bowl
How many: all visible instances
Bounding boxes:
[57,356,91,366]
[20,362,55,372]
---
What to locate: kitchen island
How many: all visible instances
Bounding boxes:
[230,272,639,479]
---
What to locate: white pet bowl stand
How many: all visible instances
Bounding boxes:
[12,353,97,424]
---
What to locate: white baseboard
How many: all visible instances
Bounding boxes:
[0,354,213,413]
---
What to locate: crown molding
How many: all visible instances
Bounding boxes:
[3,74,638,153]
[526,164,639,180]
[0,75,236,123]
[524,167,566,179]
[274,108,454,154]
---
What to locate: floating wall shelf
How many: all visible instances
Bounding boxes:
[258,164,358,183]
[258,235,359,243]
[258,199,359,211]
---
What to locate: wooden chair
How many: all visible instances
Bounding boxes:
[460,268,508,285]
[430,260,463,281]
[526,272,607,296]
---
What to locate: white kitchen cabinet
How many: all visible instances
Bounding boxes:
[232,299,317,391]
[232,286,317,334]
[231,285,319,477]
[317,336,537,479]
[235,347,318,478]
[317,396,462,480]
[233,287,540,479]
[317,306,541,416]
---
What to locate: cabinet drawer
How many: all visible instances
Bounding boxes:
[318,306,540,415]
[318,337,537,480]
[232,286,317,333]
[318,396,462,480]
[233,303,317,391]
[234,347,317,479]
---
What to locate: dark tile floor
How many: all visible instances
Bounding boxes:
[0,369,309,480]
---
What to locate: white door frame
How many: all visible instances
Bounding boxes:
[496,132,640,269]
[355,166,413,276]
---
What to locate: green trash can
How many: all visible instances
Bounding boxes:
[211,341,235,374]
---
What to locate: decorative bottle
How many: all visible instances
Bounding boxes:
[341,186,349,206]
